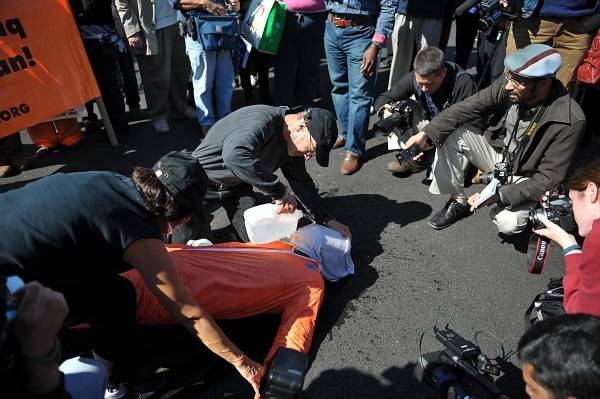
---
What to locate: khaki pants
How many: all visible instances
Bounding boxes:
[136,24,190,120]
[429,126,531,235]
[506,16,593,88]
[388,14,442,89]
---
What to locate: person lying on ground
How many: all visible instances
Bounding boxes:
[122,224,354,368]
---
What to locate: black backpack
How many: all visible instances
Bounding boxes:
[524,278,566,331]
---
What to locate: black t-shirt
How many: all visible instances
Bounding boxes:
[0,172,163,285]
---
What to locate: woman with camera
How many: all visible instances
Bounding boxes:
[534,160,600,317]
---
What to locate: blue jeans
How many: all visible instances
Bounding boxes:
[60,357,107,399]
[273,11,327,108]
[324,20,377,157]
[185,36,234,127]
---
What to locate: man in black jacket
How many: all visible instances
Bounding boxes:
[173,105,352,243]
[405,44,585,233]
[374,47,479,174]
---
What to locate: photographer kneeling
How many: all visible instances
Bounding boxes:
[373,47,479,174]
[533,160,600,317]
[405,44,585,231]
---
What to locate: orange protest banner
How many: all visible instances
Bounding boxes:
[0,0,100,138]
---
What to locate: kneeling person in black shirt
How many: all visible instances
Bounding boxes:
[0,152,263,394]
[374,46,480,175]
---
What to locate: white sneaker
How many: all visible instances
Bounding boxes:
[250,74,259,88]
[181,106,197,120]
[104,384,127,399]
[152,119,170,134]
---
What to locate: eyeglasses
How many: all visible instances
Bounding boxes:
[504,72,531,88]
[305,130,316,159]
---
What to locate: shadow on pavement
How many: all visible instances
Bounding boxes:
[302,363,436,399]
[307,195,432,366]
[302,358,527,399]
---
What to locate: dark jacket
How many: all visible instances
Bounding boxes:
[192,105,333,223]
[374,62,482,128]
[69,0,115,25]
[423,77,586,207]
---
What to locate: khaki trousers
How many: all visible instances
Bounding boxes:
[136,24,190,120]
[388,14,442,89]
[506,16,593,88]
[429,127,531,235]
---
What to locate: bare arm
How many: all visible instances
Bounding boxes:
[123,239,261,392]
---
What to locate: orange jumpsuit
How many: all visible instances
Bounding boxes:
[27,118,82,150]
[121,241,325,362]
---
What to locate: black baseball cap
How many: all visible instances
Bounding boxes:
[304,108,338,167]
[152,151,208,201]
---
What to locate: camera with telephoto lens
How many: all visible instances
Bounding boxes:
[414,326,503,399]
[260,347,308,399]
[528,194,576,232]
[479,162,509,185]
[373,100,414,135]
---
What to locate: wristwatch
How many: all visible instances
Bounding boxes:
[371,41,384,50]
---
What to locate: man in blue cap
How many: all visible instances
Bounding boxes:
[404,44,585,232]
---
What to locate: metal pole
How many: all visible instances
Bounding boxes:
[95,96,119,146]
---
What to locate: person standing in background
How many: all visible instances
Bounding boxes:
[116,0,197,135]
[324,0,397,175]
[507,0,599,89]
[170,0,241,136]
[272,0,328,109]
[387,0,444,89]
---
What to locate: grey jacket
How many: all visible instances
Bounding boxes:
[115,0,172,55]
[423,77,586,207]
[192,105,333,223]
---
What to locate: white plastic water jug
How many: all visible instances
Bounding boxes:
[243,203,303,244]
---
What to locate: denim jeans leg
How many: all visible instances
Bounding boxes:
[186,36,216,126]
[324,21,349,140]
[342,25,376,157]
[214,50,234,121]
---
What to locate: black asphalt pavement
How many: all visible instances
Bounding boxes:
[2,48,595,399]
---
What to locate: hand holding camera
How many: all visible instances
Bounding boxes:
[402,132,434,162]
[532,214,578,250]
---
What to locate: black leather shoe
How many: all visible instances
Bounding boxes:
[428,199,470,230]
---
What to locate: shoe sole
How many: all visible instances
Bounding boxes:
[427,220,451,230]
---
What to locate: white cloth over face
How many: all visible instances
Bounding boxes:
[290,224,355,282]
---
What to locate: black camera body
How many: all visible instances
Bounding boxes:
[479,162,509,185]
[396,144,421,165]
[528,194,576,232]
[414,326,502,399]
[477,0,506,31]
[260,347,308,399]
[373,100,414,135]
[456,0,518,32]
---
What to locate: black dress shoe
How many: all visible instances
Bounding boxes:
[428,199,470,230]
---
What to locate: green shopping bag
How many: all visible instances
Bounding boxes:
[242,0,286,55]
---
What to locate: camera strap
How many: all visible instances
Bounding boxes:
[502,93,553,177]
[527,233,550,274]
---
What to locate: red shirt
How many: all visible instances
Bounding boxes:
[563,218,600,316]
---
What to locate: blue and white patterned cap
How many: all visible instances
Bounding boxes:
[504,44,562,79]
